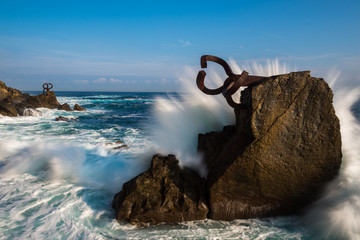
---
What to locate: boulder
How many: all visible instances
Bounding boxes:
[57,103,72,111]
[73,104,86,111]
[198,71,342,220]
[112,154,209,225]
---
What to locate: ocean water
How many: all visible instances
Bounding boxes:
[1,61,360,239]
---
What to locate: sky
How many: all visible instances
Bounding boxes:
[0,0,359,91]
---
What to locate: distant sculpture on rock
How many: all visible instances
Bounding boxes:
[42,83,53,95]
[0,81,86,117]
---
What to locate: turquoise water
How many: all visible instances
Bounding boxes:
[0,80,360,239]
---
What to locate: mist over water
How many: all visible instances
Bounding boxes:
[0,60,359,239]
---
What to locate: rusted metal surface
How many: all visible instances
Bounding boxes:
[196,55,268,109]
[43,83,53,95]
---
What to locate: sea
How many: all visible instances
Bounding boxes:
[1,61,360,239]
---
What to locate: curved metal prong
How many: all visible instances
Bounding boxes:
[200,55,234,77]
[224,95,242,109]
[196,55,269,110]
[196,70,224,95]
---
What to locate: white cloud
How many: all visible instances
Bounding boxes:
[93,77,106,83]
[73,79,89,84]
[109,78,122,83]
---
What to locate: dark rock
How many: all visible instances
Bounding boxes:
[57,103,72,111]
[55,115,77,122]
[73,104,86,111]
[112,154,209,225]
[198,71,342,220]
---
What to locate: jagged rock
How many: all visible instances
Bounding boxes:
[112,154,209,225]
[57,103,72,111]
[73,104,86,111]
[198,71,342,220]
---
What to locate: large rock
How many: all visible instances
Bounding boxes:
[198,71,342,220]
[112,154,209,225]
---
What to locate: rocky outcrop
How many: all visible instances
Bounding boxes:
[112,154,209,225]
[198,71,342,220]
[73,104,86,111]
[58,103,72,111]
[0,81,86,116]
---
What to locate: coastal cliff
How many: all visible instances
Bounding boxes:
[113,71,342,224]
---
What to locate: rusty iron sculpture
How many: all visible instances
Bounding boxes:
[43,83,53,95]
[197,55,268,109]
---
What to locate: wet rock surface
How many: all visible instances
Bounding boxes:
[112,154,209,225]
[198,71,342,220]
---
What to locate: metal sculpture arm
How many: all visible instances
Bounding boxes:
[196,55,268,109]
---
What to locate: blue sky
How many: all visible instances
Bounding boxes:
[0,0,359,91]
